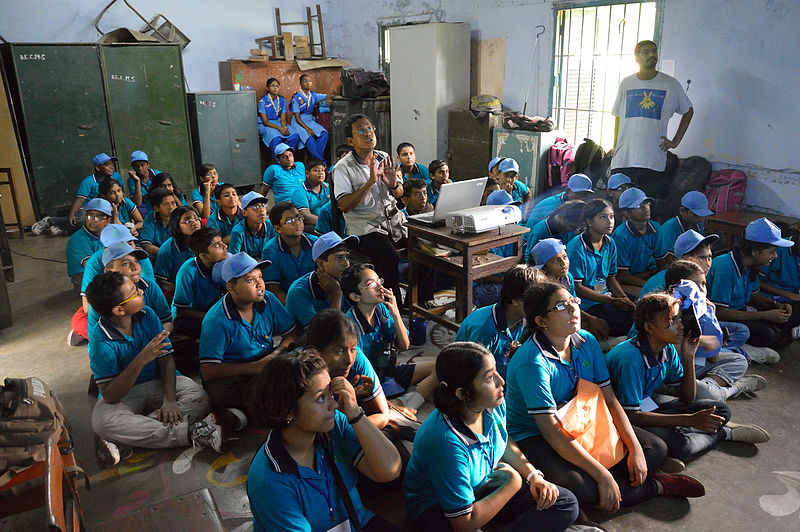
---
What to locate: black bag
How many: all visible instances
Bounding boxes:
[572,138,606,183]
[341,68,389,100]
[502,112,554,132]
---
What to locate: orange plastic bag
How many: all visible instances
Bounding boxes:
[556,379,626,469]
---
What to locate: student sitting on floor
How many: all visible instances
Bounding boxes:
[397,142,430,183]
[426,160,451,207]
[246,349,402,532]
[497,157,533,207]
[205,183,243,244]
[81,224,156,298]
[400,178,431,216]
[529,174,594,225]
[192,163,222,220]
[66,198,111,293]
[145,172,188,214]
[707,217,800,350]
[505,281,704,512]
[566,198,636,337]
[285,231,359,328]
[139,188,179,257]
[261,143,306,204]
[524,199,585,253]
[481,177,501,205]
[604,173,633,223]
[127,150,160,207]
[261,201,318,304]
[292,158,330,231]
[759,222,800,304]
[605,290,768,471]
[154,206,202,295]
[228,191,277,259]
[484,189,523,258]
[612,187,661,289]
[404,342,580,532]
[655,191,714,266]
[341,262,436,410]
[487,156,505,180]
[455,265,542,378]
[98,176,143,236]
[86,271,222,469]
[199,252,297,431]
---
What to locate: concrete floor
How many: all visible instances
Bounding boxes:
[1,234,799,531]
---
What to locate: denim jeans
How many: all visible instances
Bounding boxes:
[645,397,730,461]
[718,320,750,350]
[658,351,749,402]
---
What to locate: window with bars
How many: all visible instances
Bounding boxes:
[551,1,658,150]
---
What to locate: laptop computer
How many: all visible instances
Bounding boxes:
[407,177,488,227]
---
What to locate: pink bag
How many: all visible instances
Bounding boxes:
[705,169,747,213]
[547,138,575,188]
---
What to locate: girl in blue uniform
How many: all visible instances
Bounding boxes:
[192,163,223,219]
[99,177,143,236]
[290,74,329,161]
[257,77,301,153]
[247,348,402,532]
[148,172,188,212]
[154,206,201,294]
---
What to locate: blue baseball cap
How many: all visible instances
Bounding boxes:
[93,153,117,166]
[85,198,112,216]
[312,231,360,262]
[674,230,719,258]
[486,189,521,206]
[530,238,566,268]
[498,158,519,174]
[274,143,293,156]
[100,224,136,247]
[219,252,271,283]
[681,191,714,217]
[607,173,632,190]
[618,187,653,209]
[488,156,503,172]
[102,241,148,266]
[212,261,226,285]
[130,150,148,163]
[241,191,269,210]
[745,218,793,247]
[566,174,593,193]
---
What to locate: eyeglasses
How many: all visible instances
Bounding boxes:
[248,204,268,211]
[363,277,384,289]
[180,216,201,224]
[355,125,375,136]
[545,297,581,313]
[282,215,304,225]
[117,288,142,306]
[86,213,110,221]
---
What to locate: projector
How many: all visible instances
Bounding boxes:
[448,204,522,234]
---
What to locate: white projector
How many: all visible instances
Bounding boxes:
[448,204,522,234]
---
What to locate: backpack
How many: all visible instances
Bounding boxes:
[547,137,575,187]
[501,113,554,132]
[572,138,606,183]
[340,68,389,100]
[0,377,68,484]
[705,169,747,213]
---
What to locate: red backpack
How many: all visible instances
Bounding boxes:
[547,138,575,187]
[705,169,747,213]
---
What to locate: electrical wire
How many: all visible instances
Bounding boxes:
[10,249,67,264]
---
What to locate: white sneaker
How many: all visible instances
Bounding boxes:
[190,413,225,453]
[742,344,780,364]
[31,217,50,235]
[49,225,64,236]
[733,374,767,395]
[792,325,800,340]
[726,421,770,444]
[67,330,87,347]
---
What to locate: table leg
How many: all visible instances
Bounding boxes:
[458,247,474,322]
[407,234,419,318]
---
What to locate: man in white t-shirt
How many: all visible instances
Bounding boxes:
[610,40,694,198]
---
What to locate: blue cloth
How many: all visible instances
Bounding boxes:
[257,95,302,151]
[707,251,760,310]
[454,304,525,378]
[696,304,724,361]
[198,293,295,365]
[510,179,530,203]
[81,248,155,295]
[427,181,443,207]
[261,234,318,292]
[126,168,160,202]
[262,163,307,205]
[403,401,508,520]
[228,220,277,260]
[153,237,193,284]
[88,278,171,339]
[566,232,618,309]
[528,192,564,224]
[289,91,328,160]
[115,198,139,225]
[524,216,576,258]
[292,182,330,216]
[314,205,341,236]
[506,330,610,441]
[139,212,171,247]
[206,208,244,239]
[171,257,226,319]
[89,306,173,386]
[346,303,399,365]
[76,172,123,200]
[285,271,351,327]
[66,227,103,278]
[640,269,667,296]
[761,246,800,293]
[655,216,702,260]
[612,220,661,274]
[606,337,684,411]
[402,164,430,184]
[191,183,225,216]
[247,411,372,532]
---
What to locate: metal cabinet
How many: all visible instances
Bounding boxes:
[491,127,563,197]
[187,91,260,186]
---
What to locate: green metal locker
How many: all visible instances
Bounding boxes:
[100,44,195,195]
[1,44,113,216]
[187,91,260,186]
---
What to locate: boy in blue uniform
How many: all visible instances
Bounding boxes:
[528,173,594,224]
[497,158,532,207]
[289,74,329,161]
[605,172,633,221]
[228,192,276,259]
[199,253,297,429]
[397,142,430,183]
[285,231,359,328]
[191,163,222,219]
[612,187,661,289]
[139,188,179,257]
[205,184,243,244]
[86,271,222,468]
[291,158,330,230]
[759,222,800,301]
[127,150,160,207]
[261,202,318,304]
[426,160,451,207]
[260,143,306,204]
[400,178,431,217]
[655,191,713,265]
[66,198,112,289]
[81,224,156,297]
[523,199,584,253]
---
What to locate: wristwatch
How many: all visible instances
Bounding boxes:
[526,469,544,483]
[348,407,366,425]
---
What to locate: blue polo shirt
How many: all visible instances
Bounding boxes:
[81,247,155,295]
[206,207,244,238]
[506,330,610,441]
[228,220,277,259]
[191,183,225,215]
[403,401,508,521]
[402,163,430,184]
[509,180,530,204]
[640,268,667,296]
[199,293,295,365]
[89,306,173,387]
[139,212,171,247]
[262,162,306,204]
[286,271,352,328]
[566,232,618,310]
[762,246,800,293]
[606,337,684,411]
[88,278,171,338]
[76,172,123,200]
[655,216,702,260]
[127,168,160,201]
[524,216,577,256]
[612,220,661,274]
[66,227,103,278]
[261,234,318,292]
[427,181,443,207]
[292,182,330,216]
[172,257,226,319]
[346,303,398,364]
[154,237,193,283]
[707,251,760,310]
[454,304,525,378]
[247,412,373,532]
[116,198,139,225]
[528,192,565,224]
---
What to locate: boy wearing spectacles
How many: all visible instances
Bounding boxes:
[67,198,113,292]
[228,191,276,259]
[261,202,318,305]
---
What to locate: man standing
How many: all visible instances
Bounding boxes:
[610,40,693,199]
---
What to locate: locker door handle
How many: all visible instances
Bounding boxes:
[78,124,93,130]
[159,120,173,126]
[235,138,247,142]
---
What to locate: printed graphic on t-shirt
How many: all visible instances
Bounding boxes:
[625,89,666,120]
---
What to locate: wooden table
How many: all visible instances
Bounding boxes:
[705,210,800,251]
[406,223,529,331]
